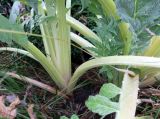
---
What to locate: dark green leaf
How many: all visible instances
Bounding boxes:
[88,18,122,57]
[88,0,102,15]
[99,66,114,80]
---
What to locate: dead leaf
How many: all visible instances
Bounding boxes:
[0,95,20,119]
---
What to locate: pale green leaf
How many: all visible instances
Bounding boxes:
[85,95,119,116]
[68,56,160,91]
[99,83,120,98]
[71,114,79,119]
[135,116,153,119]
[0,14,28,44]
[60,116,69,119]
[39,16,57,24]
[0,47,36,60]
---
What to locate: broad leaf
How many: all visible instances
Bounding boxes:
[115,0,160,31]
[99,83,120,98]
[85,95,119,116]
[0,14,28,44]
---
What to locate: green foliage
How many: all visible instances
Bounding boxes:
[0,14,28,45]
[99,83,121,98]
[115,0,160,52]
[86,95,119,117]
[60,114,79,119]
[87,18,122,82]
[85,83,120,118]
[79,0,90,12]
[99,66,115,81]
[88,0,102,15]
[89,18,122,57]
[115,0,160,31]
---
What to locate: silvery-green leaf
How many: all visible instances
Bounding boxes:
[0,14,28,45]
[115,0,160,31]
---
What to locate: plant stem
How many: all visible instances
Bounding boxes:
[38,3,56,63]
[0,47,36,60]
[70,32,95,48]
[68,56,160,92]
[134,0,138,19]
[67,16,101,42]
[98,0,119,19]
[4,72,67,98]
[56,0,71,83]
[116,72,139,119]
[118,22,132,55]
[18,41,65,89]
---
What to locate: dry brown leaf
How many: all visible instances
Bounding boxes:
[0,95,20,119]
